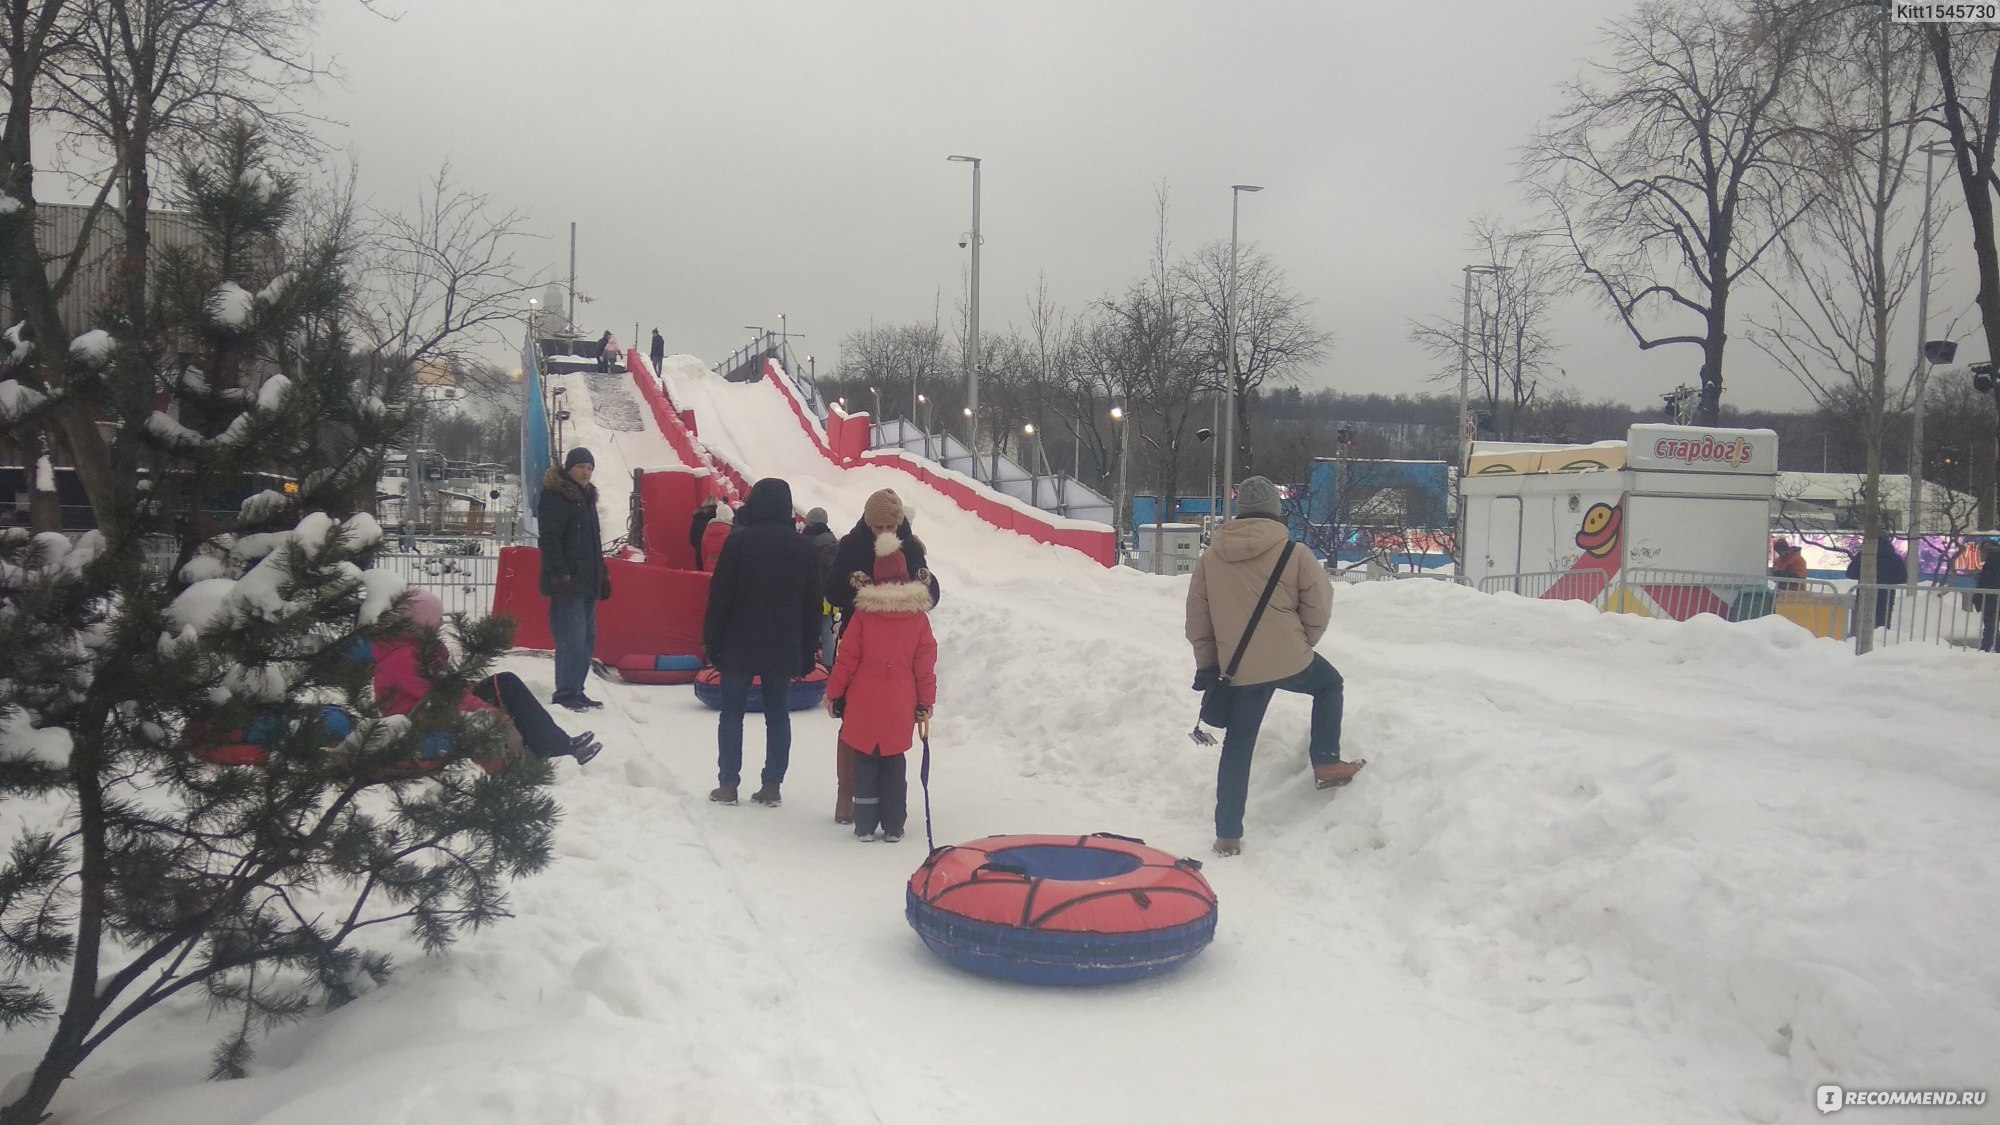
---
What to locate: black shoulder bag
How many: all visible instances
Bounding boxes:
[1192,541,1297,744]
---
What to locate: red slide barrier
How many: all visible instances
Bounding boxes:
[493,546,711,662]
[758,362,1115,566]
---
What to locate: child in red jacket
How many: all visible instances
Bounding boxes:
[825,533,937,842]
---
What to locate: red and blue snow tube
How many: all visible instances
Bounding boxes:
[906,833,1218,985]
[614,653,704,685]
[691,665,829,711]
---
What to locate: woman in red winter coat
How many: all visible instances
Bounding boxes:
[824,532,937,842]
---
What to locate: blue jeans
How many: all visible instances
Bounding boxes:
[717,668,793,787]
[548,596,597,696]
[819,614,837,669]
[1214,653,1344,840]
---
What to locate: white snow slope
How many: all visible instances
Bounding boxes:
[6,359,1998,1125]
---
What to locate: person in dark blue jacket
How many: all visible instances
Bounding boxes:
[538,447,611,711]
[1845,536,1908,630]
[703,477,820,808]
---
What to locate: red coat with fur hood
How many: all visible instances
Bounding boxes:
[826,535,937,756]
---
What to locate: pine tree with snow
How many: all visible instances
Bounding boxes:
[0,122,558,1125]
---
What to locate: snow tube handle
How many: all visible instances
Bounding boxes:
[972,863,1033,881]
[1088,832,1147,846]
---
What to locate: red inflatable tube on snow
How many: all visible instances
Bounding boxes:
[906,833,1219,985]
[615,653,704,685]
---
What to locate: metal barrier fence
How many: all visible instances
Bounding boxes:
[373,550,499,619]
[1478,566,1997,652]
[1852,581,1997,652]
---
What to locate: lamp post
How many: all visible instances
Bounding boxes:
[1221,184,1262,518]
[1455,264,1506,576]
[918,393,932,458]
[1111,405,1130,552]
[1909,140,1955,598]
[1024,423,1040,507]
[948,154,982,437]
[1196,426,1216,534]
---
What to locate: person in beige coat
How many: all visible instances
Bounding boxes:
[1186,476,1365,856]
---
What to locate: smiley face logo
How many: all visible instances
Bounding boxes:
[1575,501,1623,558]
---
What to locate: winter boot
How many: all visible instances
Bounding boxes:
[708,785,739,805]
[1213,837,1243,857]
[881,831,904,844]
[750,783,782,807]
[1314,760,1368,790]
[569,733,602,765]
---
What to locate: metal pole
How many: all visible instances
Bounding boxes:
[568,222,577,331]
[1457,266,1475,477]
[1224,197,1240,519]
[1910,143,1943,599]
[1209,396,1219,532]
[1116,407,1130,552]
[949,156,983,424]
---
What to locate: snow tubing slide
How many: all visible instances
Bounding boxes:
[906,833,1218,985]
[614,653,704,685]
[690,666,830,711]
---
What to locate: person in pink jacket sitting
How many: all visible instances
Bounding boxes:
[373,589,602,764]
[824,533,937,842]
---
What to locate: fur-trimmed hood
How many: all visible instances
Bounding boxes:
[542,465,596,504]
[853,581,933,615]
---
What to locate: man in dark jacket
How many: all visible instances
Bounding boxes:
[649,327,666,376]
[538,447,611,710]
[803,506,840,667]
[1845,537,1908,630]
[1977,540,2000,653]
[825,489,941,637]
[703,477,820,807]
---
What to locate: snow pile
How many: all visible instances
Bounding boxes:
[0,708,70,768]
[68,329,113,367]
[238,490,292,524]
[257,272,292,306]
[34,455,53,494]
[4,322,32,362]
[0,378,46,420]
[0,191,21,215]
[209,281,255,329]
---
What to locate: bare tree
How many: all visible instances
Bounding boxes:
[1177,238,1331,474]
[1409,219,1565,439]
[1528,0,1825,424]
[355,164,541,376]
[1750,8,1931,649]
[1919,23,2000,526]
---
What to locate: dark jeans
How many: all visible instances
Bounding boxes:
[548,596,597,696]
[1981,595,1998,653]
[717,668,793,787]
[1215,653,1344,840]
[850,746,908,837]
[472,672,577,759]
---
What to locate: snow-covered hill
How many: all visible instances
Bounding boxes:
[8,361,1996,1125]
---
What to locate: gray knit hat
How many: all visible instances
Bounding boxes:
[1236,476,1283,519]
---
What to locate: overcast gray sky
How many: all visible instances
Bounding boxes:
[298,0,1981,413]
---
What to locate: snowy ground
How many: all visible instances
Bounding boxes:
[7,362,1998,1125]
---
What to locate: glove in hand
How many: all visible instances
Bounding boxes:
[1192,667,1220,692]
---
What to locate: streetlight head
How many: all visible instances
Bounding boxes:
[1023,423,1035,435]
[1232,184,1263,193]
[1110,406,1124,421]
[917,394,927,403]
[1465,264,1508,276]
[1924,340,1958,365]
[947,154,979,164]
[1196,427,1214,443]
[963,407,973,417]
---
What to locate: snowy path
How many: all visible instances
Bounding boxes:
[10,361,1999,1125]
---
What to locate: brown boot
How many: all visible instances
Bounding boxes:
[1314,760,1367,790]
[1213,837,1243,857]
[708,785,738,805]
[750,783,782,807]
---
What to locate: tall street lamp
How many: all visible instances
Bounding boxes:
[948,155,983,436]
[1222,184,1262,518]
[1456,264,1506,576]
[1909,140,1955,599]
[1111,405,1130,550]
